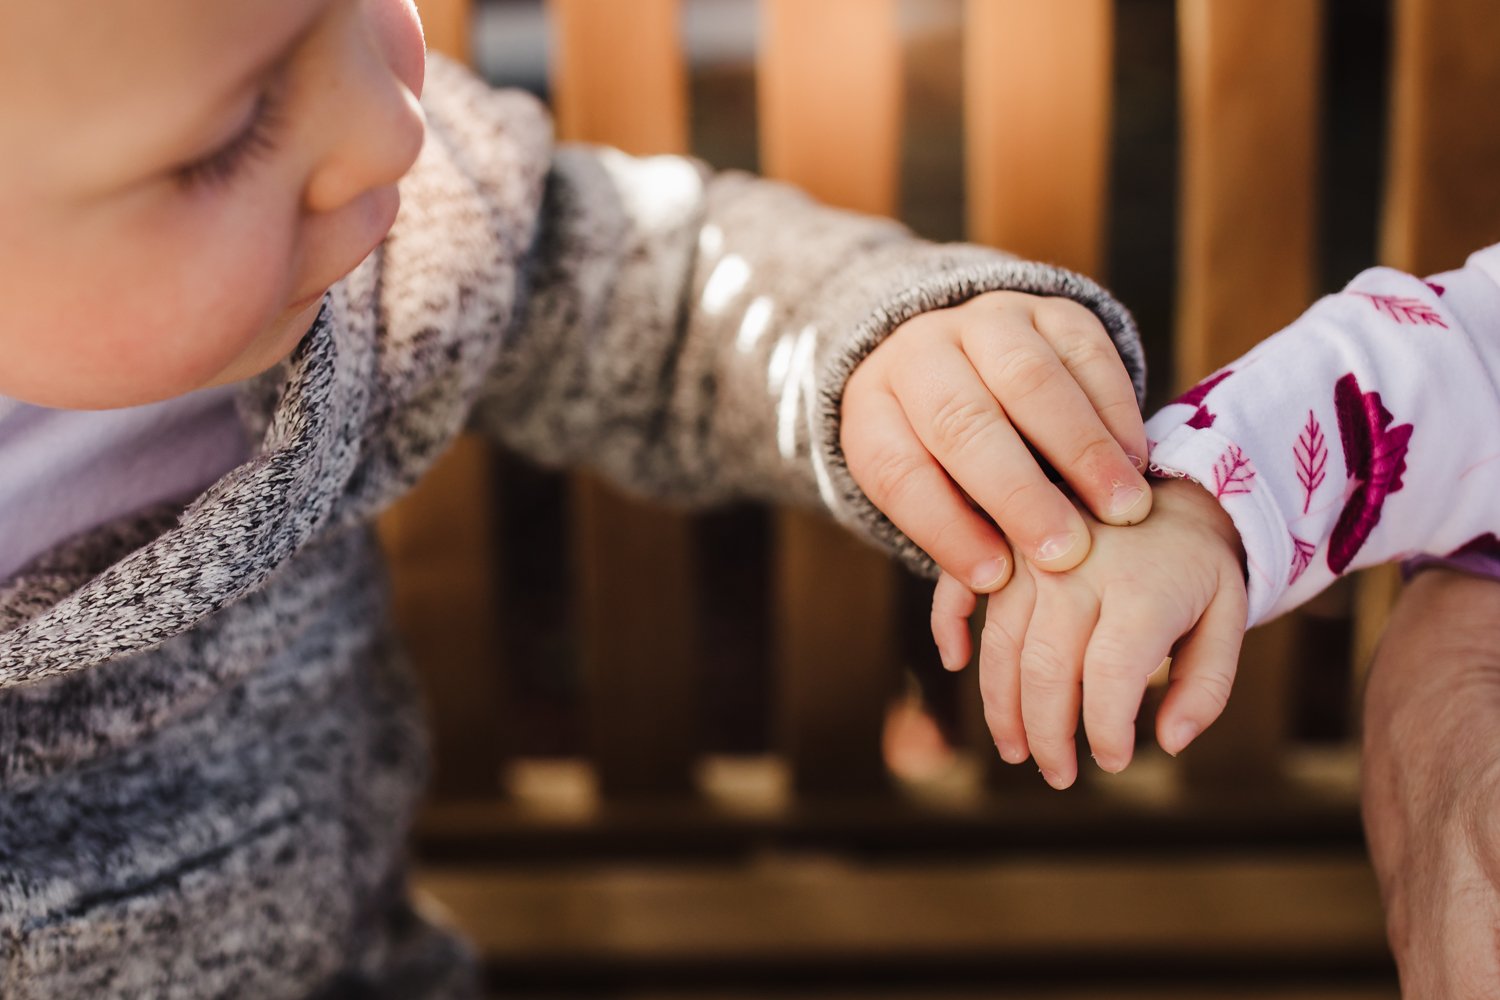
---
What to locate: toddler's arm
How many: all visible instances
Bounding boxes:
[470,114,1145,570]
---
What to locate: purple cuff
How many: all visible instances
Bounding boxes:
[1403,535,1500,583]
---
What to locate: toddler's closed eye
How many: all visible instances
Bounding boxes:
[176,87,286,191]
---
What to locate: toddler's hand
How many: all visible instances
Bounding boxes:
[931,478,1248,788]
[842,292,1150,593]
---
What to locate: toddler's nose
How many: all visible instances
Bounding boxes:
[370,0,426,98]
[303,10,426,216]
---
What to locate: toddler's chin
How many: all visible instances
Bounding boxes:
[205,298,327,391]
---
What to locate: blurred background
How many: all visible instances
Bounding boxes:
[385,1,1500,998]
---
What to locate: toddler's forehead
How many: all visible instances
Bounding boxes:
[2,0,310,106]
[2,0,320,176]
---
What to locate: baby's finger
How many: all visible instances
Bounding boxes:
[1081,595,1178,774]
[978,563,1036,764]
[1156,582,1248,756]
[960,313,1150,529]
[1027,297,1149,469]
[931,571,978,671]
[841,388,1014,591]
[888,352,1091,571]
[1019,582,1097,789]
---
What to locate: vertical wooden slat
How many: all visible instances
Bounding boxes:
[1353,0,1500,677]
[759,0,903,217]
[550,0,689,155]
[760,0,903,795]
[381,1,505,799]
[964,0,1114,277]
[1380,0,1500,274]
[417,0,471,64]
[1175,0,1323,784]
[379,437,509,797]
[548,0,698,797]
[1176,0,1323,375]
[960,0,1115,790]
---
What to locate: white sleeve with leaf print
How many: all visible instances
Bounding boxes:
[1145,243,1500,626]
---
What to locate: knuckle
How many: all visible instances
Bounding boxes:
[1193,669,1236,712]
[1024,729,1072,756]
[860,443,928,507]
[1098,394,1144,424]
[980,616,1024,665]
[1034,296,1101,335]
[993,346,1064,403]
[1056,335,1117,377]
[1083,704,1130,737]
[928,392,996,455]
[1087,639,1143,685]
[927,514,977,561]
[991,476,1055,527]
[1020,637,1074,687]
[1066,435,1122,476]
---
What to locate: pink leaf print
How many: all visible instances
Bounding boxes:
[1294,410,1328,514]
[1289,534,1316,585]
[1353,292,1448,329]
[1173,369,1234,409]
[1327,373,1414,575]
[1447,533,1500,561]
[1426,281,1446,297]
[1212,444,1255,499]
[1172,369,1232,433]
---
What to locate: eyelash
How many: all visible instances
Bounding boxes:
[176,90,285,191]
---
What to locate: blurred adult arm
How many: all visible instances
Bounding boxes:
[1362,567,1500,997]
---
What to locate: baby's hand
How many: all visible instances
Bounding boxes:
[931,478,1248,789]
[842,292,1151,593]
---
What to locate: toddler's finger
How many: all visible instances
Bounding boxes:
[959,312,1150,530]
[1081,595,1178,773]
[978,565,1036,764]
[888,352,1092,572]
[841,388,1014,591]
[1019,582,1097,789]
[1156,583,1248,756]
[931,571,978,671]
[1026,297,1150,469]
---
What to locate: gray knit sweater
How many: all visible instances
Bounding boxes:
[0,59,1142,999]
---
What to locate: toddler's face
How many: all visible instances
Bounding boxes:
[0,0,427,408]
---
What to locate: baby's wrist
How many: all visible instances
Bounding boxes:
[1149,476,1247,572]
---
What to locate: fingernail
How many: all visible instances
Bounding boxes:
[1039,768,1070,790]
[996,742,1026,764]
[1034,532,1080,564]
[970,556,1009,591]
[1107,482,1149,523]
[939,643,964,672]
[1128,453,1147,472]
[1166,721,1201,755]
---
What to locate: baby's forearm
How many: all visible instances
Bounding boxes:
[1147,245,1500,625]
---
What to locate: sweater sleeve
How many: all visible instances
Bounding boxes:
[474,144,1143,574]
[1145,244,1500,626]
